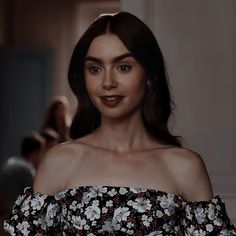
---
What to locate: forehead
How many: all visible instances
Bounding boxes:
[86,34,130,58]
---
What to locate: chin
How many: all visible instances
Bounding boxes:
[100,110,127,120]
[101,108,141,121]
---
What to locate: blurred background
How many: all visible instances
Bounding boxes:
[0,0,235,223]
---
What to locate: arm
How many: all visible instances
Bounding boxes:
[170,148,213,201]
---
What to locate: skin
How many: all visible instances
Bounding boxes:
[34,33,213,201]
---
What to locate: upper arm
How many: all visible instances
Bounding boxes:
[170,148,213,201]
[33,143,76,195]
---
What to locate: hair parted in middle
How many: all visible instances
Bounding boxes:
[68,11,182,147]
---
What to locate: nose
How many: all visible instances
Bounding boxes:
[102,69,118,90]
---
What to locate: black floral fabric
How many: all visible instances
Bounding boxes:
[3,186,236,235]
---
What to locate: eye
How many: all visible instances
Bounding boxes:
[88,65,101,74]
[117,64,132,72]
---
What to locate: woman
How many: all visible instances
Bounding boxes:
[4,12,236,235]
[42,95,72,142]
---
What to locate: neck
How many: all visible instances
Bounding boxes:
[93,111,156,153]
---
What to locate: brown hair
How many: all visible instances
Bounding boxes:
[68,12,182,147]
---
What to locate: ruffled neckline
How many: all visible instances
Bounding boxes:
[28,185,220,203]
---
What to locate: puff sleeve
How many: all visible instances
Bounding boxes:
[4,187,62,235]
[180,195,236,235]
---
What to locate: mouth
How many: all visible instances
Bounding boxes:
[100,95,125,107]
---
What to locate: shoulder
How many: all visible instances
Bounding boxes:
[33,140,85,195]
[162,147,213,201]
[162,147,204,167]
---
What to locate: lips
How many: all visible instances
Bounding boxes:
[100,95,124,107]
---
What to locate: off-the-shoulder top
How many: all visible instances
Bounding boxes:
[4,186,236,235]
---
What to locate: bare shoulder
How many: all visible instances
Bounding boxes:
[34,140,85,195]
[162,147,204,167]
[161,147,213,201]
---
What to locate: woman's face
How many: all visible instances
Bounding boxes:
[84,33,147,120]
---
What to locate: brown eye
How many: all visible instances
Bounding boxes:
[88,66,101,74]
[118,64,132,72]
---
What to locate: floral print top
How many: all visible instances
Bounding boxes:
[4,186,236,235]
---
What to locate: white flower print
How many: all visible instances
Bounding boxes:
[156,210,163,218]
[85,200,101,221]
[127,197,151,213]
[15,194,25,206]
[93,186,108,197]
[92,220,97,226]
[185,205,193,220]
[102,220,121,232]
[206,224,214,232]
[158,195,176,216]
[163,223,171,231]
[21,196,30,210]
[82,187,107,204]
[4,187,236,235]
[106,200,113,207]
[212,198,218,204]
[4,223,15,236]
[30,195,46,210]
[147,231,163,236]
[70,188,77,196]
[119,187,128,195]
[186,225,195,234]
[194,207,206,224]
[102,207,108,213]
[213,218,222,226]
[55,191,66,200]
[82,190,97,204]
[70,201,78,211]
[84,224,90,230]
[207,204,216,221]
[33,216,47,230]
[127,222,134,229]
[193,229,206,236]
[130,187,146,193]
[216,205,221,212]
[113,207,130,222]
[141,214,153,227]
[127,229,134,234]
[72,215,86,230]
[158,195,174,208]
[21,204,30,217]
[16,221,30,236]
[108,188,117,197]
[45,203,59,227]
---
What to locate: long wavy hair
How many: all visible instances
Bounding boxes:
[68,12,182,147]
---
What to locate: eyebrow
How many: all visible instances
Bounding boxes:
[85,53,133,64]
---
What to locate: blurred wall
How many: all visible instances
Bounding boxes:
[10,0,81,98]
[121,0,236,223]
[1,0,119,105]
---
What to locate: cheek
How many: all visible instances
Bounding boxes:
[129,75,146,96]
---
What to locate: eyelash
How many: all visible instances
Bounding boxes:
[117,64,132,72]
[86,64,132,74]
[88,66,101,74]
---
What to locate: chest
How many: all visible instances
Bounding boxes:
[65,149,178,193]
